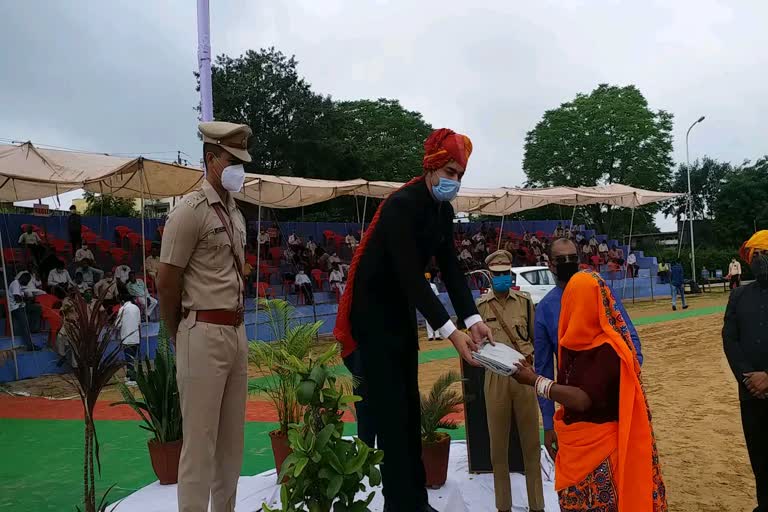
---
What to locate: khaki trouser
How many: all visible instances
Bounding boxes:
[176,312,248,512]
[484,371,544,512]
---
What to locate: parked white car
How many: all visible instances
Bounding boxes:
[510,266,557,304]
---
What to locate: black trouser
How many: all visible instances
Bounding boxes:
[731,275,742,289]
[124,344,139,381]
[69,231,81,254]
[342,350,375,448]
[358,334,426,511]
[11,306,34,350]
[297,283,314,305]
[742,399,768,511]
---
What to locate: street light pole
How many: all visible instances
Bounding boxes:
[685,115,705,281]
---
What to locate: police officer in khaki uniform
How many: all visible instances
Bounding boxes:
[158,121,250,512]
[477,250,544,512]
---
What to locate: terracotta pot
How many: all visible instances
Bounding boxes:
[270,429,293,479]
[148,438,183,485]
[422,433,451,489]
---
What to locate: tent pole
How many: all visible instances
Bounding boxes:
[0,216,19,381]
[622,207,636,300]
[360,196,368,239]
[140,165,150,357]
[355,195,360,225]
[255,181,262,341]
[570,205,577,229]
[498,215,505,249]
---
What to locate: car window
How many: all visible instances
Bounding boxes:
[539,269,556,285]
[521,270,540,285]
[521,270,556,286]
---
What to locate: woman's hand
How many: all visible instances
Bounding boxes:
[513,359,538,386]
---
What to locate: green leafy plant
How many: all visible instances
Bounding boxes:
[112,322,182,443]
[264,345,384,512]
[249,299,321,434]
[420,371,463,444]
[61,295,122,512]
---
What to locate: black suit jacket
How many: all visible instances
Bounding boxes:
[350,179,478,348]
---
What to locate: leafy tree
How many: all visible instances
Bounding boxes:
[83,192,138,217]
[663,157,733,221]
[711,157,768,247]
[523,84,674,235]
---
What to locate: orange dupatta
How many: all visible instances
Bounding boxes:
[554,271,666,511]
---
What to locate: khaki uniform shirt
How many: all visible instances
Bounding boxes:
[145,256,160,276]
[160,180,246,311]
[476,289,535,359]
[94,279,118,300]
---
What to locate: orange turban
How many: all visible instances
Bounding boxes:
[422,128,473,171]
[740,230,768,263]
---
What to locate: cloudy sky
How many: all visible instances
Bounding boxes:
[2,0,766,228]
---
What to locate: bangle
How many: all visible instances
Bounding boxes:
[535,375,555,399]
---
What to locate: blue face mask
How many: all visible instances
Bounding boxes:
[432,177,461,202]
[492,274,512,293]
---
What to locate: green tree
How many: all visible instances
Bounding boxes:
[83,192,138,217]
[663,157,733,221]
[711,157,768,247]
[523,84,674,235]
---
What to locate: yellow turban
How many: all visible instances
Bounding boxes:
[741,230,768,262]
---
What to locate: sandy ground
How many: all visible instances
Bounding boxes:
[2,290,757,511]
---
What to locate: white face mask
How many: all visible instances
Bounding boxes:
[221,163,245,192]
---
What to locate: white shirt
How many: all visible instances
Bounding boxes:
[589,238,598,247]
[329,270,343,283]
[598,243,609,253]
[114,265,132,283]
[48,268,72,287]
[75,248,95,262]
[729,261,742,275]
[8,280,23,312]
[117,301,141,346]
[258,233,269,244]
[345,235,358,246]
[627,254,637,265]
[295,273,311,286]
[307,241,317,252]
[329,255,341,265]
[459,249,473,260]
[18,232,41,245]
[288,234,299,245]
[461,239,471,247]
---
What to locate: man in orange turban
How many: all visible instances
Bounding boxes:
[335,128,492,511]
[724,230,768,512]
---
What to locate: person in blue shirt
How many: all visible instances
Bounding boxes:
[534,238,643,460]
[670,260,689,311]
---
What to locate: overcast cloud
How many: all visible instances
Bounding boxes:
[2,0,767,229]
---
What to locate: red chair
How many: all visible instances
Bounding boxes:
[255,282,274,299]
[2,248,17,264]
[590,255,601,271]
[145,275,157,295]
[110,247,128,264]
[49,239,69,254]
[82,231,99,244]
[323,230,336,244]
[115,226,132,240]
[282,276,295,297]
[35,294,60,310]
[311,269,327,291]
[269,247,282,264]
[246,254,257,266]
[0,298,9,335]
[40,307,62,348]
[125,233,142,249]
[96,239,112,254]
[259,264,277,282]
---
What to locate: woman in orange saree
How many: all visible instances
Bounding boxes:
[513,271,666,511]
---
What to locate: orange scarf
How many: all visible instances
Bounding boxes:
[555,271,664,510]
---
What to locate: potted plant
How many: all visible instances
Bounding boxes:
[264,344,384,512]
[420,371,463,488]
[61,294,122,511]
[112,322,183,484]
[249,299,320,477]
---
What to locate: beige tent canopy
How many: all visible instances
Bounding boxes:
[237,174,681,216]
[0,142,203,202]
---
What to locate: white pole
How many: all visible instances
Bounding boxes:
[360,196,368,239]
[570,205,577,230]
[498,215,505,249]
[255,181,262,340]
[0,221,19,380]
[686,116,705,281]
[140,166,150,357]
[622,207,636,299]
[197,0,213,123]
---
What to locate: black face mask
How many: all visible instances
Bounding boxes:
[554,261,580,284]
[751,254,768,284]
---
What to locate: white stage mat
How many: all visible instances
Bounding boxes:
[109,441,560,511]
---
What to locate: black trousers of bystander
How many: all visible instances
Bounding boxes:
[741,399,768,512]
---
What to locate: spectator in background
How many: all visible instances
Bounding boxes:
[615,245,625,265]
[306,236,317,253]
[283,246,295,263]
[581,241,593,263]
[670,260,688,311]
[68,205,81,254]
[626,252,638,278]
[18,225,44,264]
[607,246,618,264]
[574,230,584,244]
[552,223,564,238]
[75,243,95,264]
[48,260,74,295]
[316,247,331,272]
[117,294,141,386]
[729,257,742,290]
[73,272,89,293]
[472,230,486,244]
[329,252,341,267]
[77,261,103,288]
[658,259,670,284]
[288,232,302,249]
[329,263,344,294]
[114,263,131,285]
[16,270,45,297]
[258,229,270,258]
[144,247,160,282]
[9,273,37,351]
[598,239,609,261]
[459,247,473,264]
[523,231,531,243]
[345,232,358,249]
[94,271,119,309]
[126,271,157,317]
[243,260,256,298]
[294,266,314,305]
